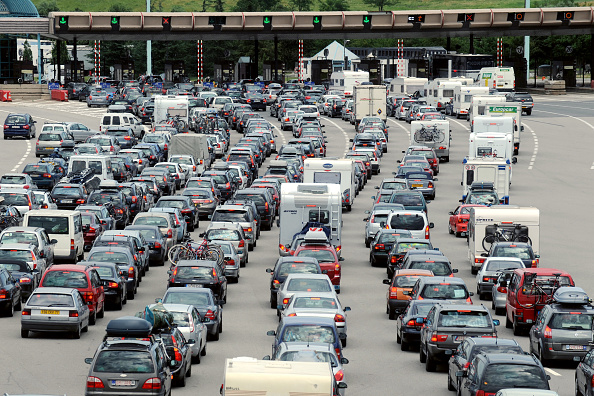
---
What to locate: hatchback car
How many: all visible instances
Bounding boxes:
[395,299,440,352]
[4,113,36,139]
[294,237,343,294]
[475,257,525,300]
[369,229,412,267]
[410,276,471,304]
[0,266,21,316]
[448,204,486,237]
[384,269,434,320]
[167,259,228,304]
[276,273,335,315]
[266,257,322,309]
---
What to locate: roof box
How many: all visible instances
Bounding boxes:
[106,316,152,337]
[553,287,591,305]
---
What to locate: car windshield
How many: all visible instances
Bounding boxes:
[438,310,490,327]
[282,325,335,343]
[28,293,74,307]
[0,231,38,246]
[88,252,129,263]
[296,249,335,263]
[287,279,331,292]
[176,266,214,278]
[41,270,88,288]
[493,246,532,260]
[485,260,523,271]
[421,283,467,299]
[394,275,425,288]
[170,157,193,165]
[293,297,337,309]
[27,216,69,234]
[163,291,212,306]
[390,215,425,230]
[212,210,249,222]
[0,193,28,206]
[93,351,154,373]
[409,261,450,276]
[52,186,81,196]
[481,364,548,392]
[134,216,168,227]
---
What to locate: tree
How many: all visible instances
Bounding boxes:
[36,0,59,17]
[109,4,132,12]
[288,0,313,11]
[51,40,70,65]
[22,40,33,63]
[320,0,350,11]
[362,0,397,12]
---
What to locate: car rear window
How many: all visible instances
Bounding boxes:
[0,175,26,184]
[438,310,489,327]
[27,215,70,234]
[207,229,240,241]
[549,313,594,330]
[493,246,532,259]
[176,266,214,278]
[93,351,154,373]
[481,364,548,392]
[296,249,335,263]
[162,291,211,306]
[485,260,523,271]
[421,283,467,299]
[382,181,407,190]
[390,215,425,230]
[38,133,62,142]
[278,262,319,276]
[0,231,38,246]
[371,214,388,224]
[235,194,265,205]
[470,345,524,361]
[28,293,74,307]
[6,115,26,124]
[409,261,451,276]
[287,279,331,292]
[94,266,115,278]
[293,297,337,309]
[0,192,29,206]
[212,210,249,222]
[42,270,88,288]
[394,275,425,288]
[396,242,431,253]
[52,186,81,196]
[390,194,424,207]
[282,325,335,343]
[89,252,129,264]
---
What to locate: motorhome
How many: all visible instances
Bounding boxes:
[452,86,489,119]
[389,77,428,96]
[467,206,539,274]
[410,120,450,162]
[468,95,507,125]
[329,70,369,97]
[303,158,357,212]
[469,117,515,161]
[423,79,463,110]
[476,67,516,92]
[153,95,189,132]
[483,103,523,154]
[279,183,342,257]
[461,156,511,204]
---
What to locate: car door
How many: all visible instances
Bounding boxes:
[154,345,172,393]
[90,269,105,312]
[76,290,90,325]
[420,306,436,350]
[39,230,55,267]
[529,308,547,353]
[577,352,594,393]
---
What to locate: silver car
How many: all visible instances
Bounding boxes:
[203,222,248,266]
[0,226,56,267]
[476,257,525,301]
[364,209,395,247]
[281,291,350,346]
[0,189,38,214]
[491,268,518,316]
[210,204,257,250]
[149,303,208,363]
[21,287,90,339]
[212,240,240,282]
[86,88,109,107]
[85,134,120,154]
[276,274,335,314]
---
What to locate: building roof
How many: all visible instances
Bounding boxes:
[0,0,39,17]
[309,40,359,61]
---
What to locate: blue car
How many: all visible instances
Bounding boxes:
[22,161,65,190]
[267,316,345,360]
[3,113,36,139]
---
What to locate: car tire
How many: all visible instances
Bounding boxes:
[341,337,346,347]
[495,306,504,316]
[388,307,396,320]
[211,328,220,341]
[270,298,277,309]
[425,354,437,372]
[365,238,371,248]
[97,303,105,318]
[506,311,513,329]
[186,363,192,377]
[576,377,583,396]
[455,231,462,238]
[448,372,456,391]
[396,330,401,344]
[178,371,186,387]
[89,309,96,325]
[15,298,21,311]
[21,328,28,338]
[6,300,14,317]
[419,344,427,363]
[72,324,82,339]
[400,338,409,351]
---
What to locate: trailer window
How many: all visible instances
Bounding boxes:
[308,210,329,224]
[313,172,341,184]
[442,89,454,97]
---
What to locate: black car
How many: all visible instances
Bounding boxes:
[396,299,439,351]
[87,189,131,229]
[167,259,227,303]
[51,183,90,210]
[112,154,138,177]
[446,337,524,392]
[4,113,37,139]
[202,170,237,202]
[369,229,413,267]
[265,257,322,309]
[85,262,127,310]
[155,326,193,387]
[141,168,176,196]
[101,182,145,218]
[92,235,145,277]
[233,188,276,230]
[0,267,21,315]
[105,126,137,149]
[155,196,199,232]
[125,225,167,266]
[576,349,594,396]
[457,353,549,396]
[134,143,163,166]
[0,260,37,301]
[505,91,534,115]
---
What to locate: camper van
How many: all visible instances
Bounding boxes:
[389,77,428,96]
[423,79,463,110]
[467,206,539,274]
[452,86,489,119]
[470,116,515,159]
[461,156,511,204]
[468,95,507,125]
[303,158,357,212]
[483,103,523,154]
[329,70,369,97]
[278,183,342,257]
[153,95,189,132]
[221,357,340,396]
[476,67,515,91]
[410,120,450,161]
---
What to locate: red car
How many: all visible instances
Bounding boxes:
[39,264,106,325]
[294,239,343,294]
[81,212,105,251]
[448,204,486,237]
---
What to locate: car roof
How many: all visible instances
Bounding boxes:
[0,226,44,234]
[477,353,539,365]
[285,273,330,281]
[176,259,217,268]
[31,287,78,295]
[418,276,465,285]
[280,316,337,326]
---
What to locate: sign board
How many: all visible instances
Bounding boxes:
[481,73,492,79]
[203,82,214,88]
[100,82,110,89]
[255,81,265,87]
[48,83,59,90]
[304,81,315,86]
[153,82,163,88]
[488,106,518,113]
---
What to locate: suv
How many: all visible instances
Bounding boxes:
[211,204,257,250]
[87,189,131,229]
[167,259,228,303]
[485,241,539,269]
[386,210,433,239]
[39,264,105,325]
[419,303,499,372]
[528,286,594,364]
[234,188,276,230]
[84,317,175,396]
[4,113,36,139]
[505,91,534,115]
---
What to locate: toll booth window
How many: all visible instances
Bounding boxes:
[309,210,329,224]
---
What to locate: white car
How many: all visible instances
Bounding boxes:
[169,154,202,178]
[154,162,187,189]
[298,105,320,119]
[276,274,335,314]
[0,173,37,190]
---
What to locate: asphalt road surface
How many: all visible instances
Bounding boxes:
[0,94,591,395]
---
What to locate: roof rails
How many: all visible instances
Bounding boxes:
[469,181,495,191]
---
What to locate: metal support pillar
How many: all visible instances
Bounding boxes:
[57,40,61,84]
[37,34,41,84]
[73,37,77,82]
[274,36,278,82]
[446,37,451,52]
[469,34,474,55]
[524,0,530,84]
[254,39,259,80]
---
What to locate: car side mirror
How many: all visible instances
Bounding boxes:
[512,157,517,164]
[415,317,425,324]
[167,270,172,275]
[493,319,500,326]
[339,257,344,261]
[459,199,464,203]
[262,355,271,360]
[382,279,391,285]
[266,330,276,336]
[337,383,347,389]
[100,220,107,225]
[452,269,459,273]
[535,254,540,258]
[266,268,273,273]
[434,178,438,181]
[469,292,474,297]
[84,358,93,364]
[82,224,90,232]
[363,218,369,222]
[341,357,349,364]
[429,223,434,228]
[154,298,162,303]
[199,232,205,237]
[480,253,488,257]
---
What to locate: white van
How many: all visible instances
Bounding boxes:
[68,155,114,180]
[23,209,84,263]
[483,103,523,154]
[461,156,511,204]
[99,113,144,137]
[452,86,489,119]
[386,210,434,240]
[477,67,515,92]
[303,158,357,211]
[389,77,428,96]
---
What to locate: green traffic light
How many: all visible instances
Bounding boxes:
[59,17,66,25]
[363,16,370,23]
[313,17,320,24]
[264,17,271,24]
[111,17,118,25]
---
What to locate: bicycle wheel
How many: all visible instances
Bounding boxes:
[515,284,542,309]
[514,235,532,245]
[203,246,224,265]
[177,120,187,131]
[434,131,446,143]
[482,235,499,252]
[179,247,198,261]
[414,130,427,142]
[168,244,186,264]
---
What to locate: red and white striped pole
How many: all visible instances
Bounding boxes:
[94,40,97,79]
[298,40,303,83]
[397,39,404,77]
[197,40,203,83]
[497,38,503,67]
[98,40,101,77]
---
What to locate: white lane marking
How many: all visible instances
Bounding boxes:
[11,140,31,172]
[449,117,471,132]
[523,123,538,170]
[322,116,351,156]
[535,109,594,130]
[387,118,410,140]
[545,368,562,377]
[590,162,594,170]
[270,124,287,145]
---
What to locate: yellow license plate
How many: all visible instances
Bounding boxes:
[41,310,60,315]
[411,184,423,188]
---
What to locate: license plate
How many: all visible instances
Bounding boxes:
[454,336,466,342]
[186,284,203,288]
[41,310,60,315]
[411,184,423,188]
[61,199,73,203]
[112,380,136,386]
[566,345,587,350]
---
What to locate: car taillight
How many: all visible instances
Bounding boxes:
[334,314,345,323]
[335,347,341,360]
[424,225,430,239]
[115,208,124,214]
[70,238,75,251]
[83,291,94,302]
[531,259,538,267]
[238,240,245,247]
[69,311,79,317]
[76,198,86,204]
[334,369,344,382]
[87,376,105,389]
[173,347,183,362]
[283,298,290,305]
[243,227,252,233]
[3,125,7,129]
[141,378,162,390]
[497,286,507,293]
[544,325,552,338]
[466,297,473,304]
[0,289,7,299]
[430,332,448,342]
[374,243,385,250]
[167,229,173,238]
[138,159,143,164]
[205,309,216,320]
[22,309,31,315]
[265,201,269,212]
[19,278,31,284]
[475,257,486,265]
[128,266,135,277]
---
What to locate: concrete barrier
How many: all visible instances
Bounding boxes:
[50,89,69,101]
[544,80,566,95]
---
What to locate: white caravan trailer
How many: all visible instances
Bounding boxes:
[303,158,357,212]
[452,86,489,119]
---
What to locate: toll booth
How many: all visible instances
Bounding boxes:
[310,60,333,85]
[263,60,284,83]
[235,60,256,81]
[214,60,235,84]
[357,59,381,85]
[552,59,576,87]
[113,61,135,81]
[165,60,185,83]
[64,60,84,83]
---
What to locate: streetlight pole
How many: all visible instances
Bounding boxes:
[146,0,152,76]
[343,39,350,71]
